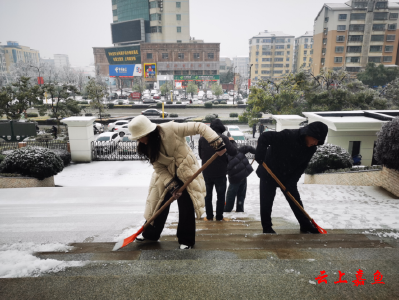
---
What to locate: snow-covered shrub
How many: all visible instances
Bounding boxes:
[213,101,219,105]
[220,101,227,104]
[49,149,71,166]
[176,101,182,104]
[237,100,244,104]
[0,147,64,180]
[305,144,353,175]
[205,114,216,122]
[156,102,162,108]
[0,155,5,164]
[230,113,238,117]
[374,117,399,171]
[204,102,212,108]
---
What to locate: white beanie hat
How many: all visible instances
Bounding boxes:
[128,115,157,140]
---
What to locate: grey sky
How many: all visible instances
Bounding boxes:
[0,0,345,67]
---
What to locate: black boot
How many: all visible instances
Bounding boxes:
[263,227,276,234]
[300,224,320,234]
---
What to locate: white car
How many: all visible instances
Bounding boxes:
[225,125,246,141]
[222,94,229,100]
[150,89,158,96]
[198,91,205,100]
[107,120,129,132]
[94,122,104,133]
[94,132,122,154]
[114,124,130,137]
[206,91,213,100]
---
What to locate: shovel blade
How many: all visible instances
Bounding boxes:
[112,226,144,251]
[311,219,327,234]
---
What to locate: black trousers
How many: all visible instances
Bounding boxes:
[259,177,310,231]
[142,181,196,247]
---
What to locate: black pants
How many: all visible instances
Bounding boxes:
[204,176,227,221]
[142,180,196,247]
[259,177,310,231]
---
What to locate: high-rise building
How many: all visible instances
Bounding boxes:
[313,0,399,75]
[111,0,190,44]
[2,41,40,72]
[219,57,232,74]
[294,31,314,73]
[249,30,295,84]
[54,54,70,69]
[233,57,249,79]
[0,44,6,74]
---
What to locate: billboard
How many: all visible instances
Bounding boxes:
[105,45,141,65]
[144,63,156,79]
[109,64,142,78]
[111,19,149,44]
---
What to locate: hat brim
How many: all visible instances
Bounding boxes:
[128,123,157,140]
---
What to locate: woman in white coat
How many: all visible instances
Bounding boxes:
[128,115,227,249]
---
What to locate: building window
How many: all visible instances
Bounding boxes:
[261,71,270,74]
[274,64,283,68]
[347,46,362,53]
[287,51,290,55]
[335,46,344,53]
[176,1,181,8]
[323,28,328,35]
[304,50,308,55]
[255,71,258,74]
[338,14,347,20]
[256,51,259,56]
[150,26,162,33]
[177,26,181,33]
[193,53,200,59]
[374,12,388,20]
[162,53,168,59]
[346,57,360,63]
[348,35,363,42]
[113,9,117,16]
[286,57,290,61]
[334,57,343,63]
[323,38,327,44]
[387,35,396,41]
[372,24,386,31]
[262,38,272,43]
[208,53,214,59]
[149,1,158,8]
[275,45,284,49]
[353,2,368,9]
[262,58,271,62]
[275,51,284,56]
[275,38,285,43]
[388,24,397,30]
[287,44,291,49]
[174,71,182,75]
[178,53,184,59]
[369,57,382,63]
[321,58,325,65]
[274,58,283,62]
[304,44,308,49]
[371,35,384,41]
[261,64,271,68]
[390,13,399,19]
[346,67,361,72]
[337,25,346,31]
[351,13,366,20]
[322,48,326,54]
[303,57,307,61]
[262,51,272,55]
[325,17,329,22]
[177,40,182,43]
[385,45,394,52]
[274,71,283,74]
[150,13,161,21]
[336,36,345,42]
[383,56,393,62]
[370,45,383,52]
[375,2,388,9]
[256,39,260,43]
[146,53,153,59]
[176,14,181,20]
[349,24,365,31]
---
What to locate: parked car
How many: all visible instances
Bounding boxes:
[118,95,128,99]
[114,124,130,136]
[141,109,168,117]
[143,98,156,103]
[150,89,158,96]
[94,122,104,133]
[153,93,161,100]
[117,135,137,155]
[107,120,129,132]
[206,91,213,100]
[198,90,205,100]
[94,132,121,154]
[130,92,141,100]
[225,125,246,141]
[228,90,234,96]
[222,94,229,100]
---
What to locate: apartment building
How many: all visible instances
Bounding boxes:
[0,44,6,74]
[313,0,399,75]
[294,31,314,73]
[249,30,295,83]
[233,56,250,79]
[54,54,70,69]
[111,0,190,44]
[2,41,40,72]
[219,57,233,73]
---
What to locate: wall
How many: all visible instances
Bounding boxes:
[326,129,377,166]
[0,176,55,189]
[304,167,399,197]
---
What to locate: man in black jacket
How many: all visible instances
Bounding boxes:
[199,119,238,221]
[224,138,256,213]
[255,121,328,234]
[252,123,257,138]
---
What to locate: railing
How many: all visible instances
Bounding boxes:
[0,140,69,153]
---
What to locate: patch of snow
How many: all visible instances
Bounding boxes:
[309,280,316,285]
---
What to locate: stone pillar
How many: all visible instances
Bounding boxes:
[61,117,96,162]
[272,115,306,132]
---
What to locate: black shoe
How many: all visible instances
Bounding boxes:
[263,227,276,234]
[300,225,320,234]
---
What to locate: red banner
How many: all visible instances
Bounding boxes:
[248,79,251,87]
[37,77,44,85]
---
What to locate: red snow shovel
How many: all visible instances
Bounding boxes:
[262,162,327,234]
[113,153,220,251]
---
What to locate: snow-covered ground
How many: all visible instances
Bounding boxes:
[1,161,398,278]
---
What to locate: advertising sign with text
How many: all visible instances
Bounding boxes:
[109,64,142,77]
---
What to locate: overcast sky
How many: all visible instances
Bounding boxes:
[0,0,345,67]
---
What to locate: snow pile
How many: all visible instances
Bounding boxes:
[0,242,86,278]
[363,229,399,239]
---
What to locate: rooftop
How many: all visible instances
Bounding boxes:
[252,30,294,39]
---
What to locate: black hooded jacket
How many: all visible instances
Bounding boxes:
[227,140,256,184]
[199,119,238,178]
[255,122,328,184]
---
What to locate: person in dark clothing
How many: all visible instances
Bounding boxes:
[52,125,58,139]
[252,123,257,138]
[224,138,256,213]
[259,123,265,134]
[199,119,238,221]
[255,121,328,234]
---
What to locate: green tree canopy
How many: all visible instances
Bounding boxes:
[357,63,399,87]
[86,78,108,119]
[211,83,223,98]
[186,81,198,97]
